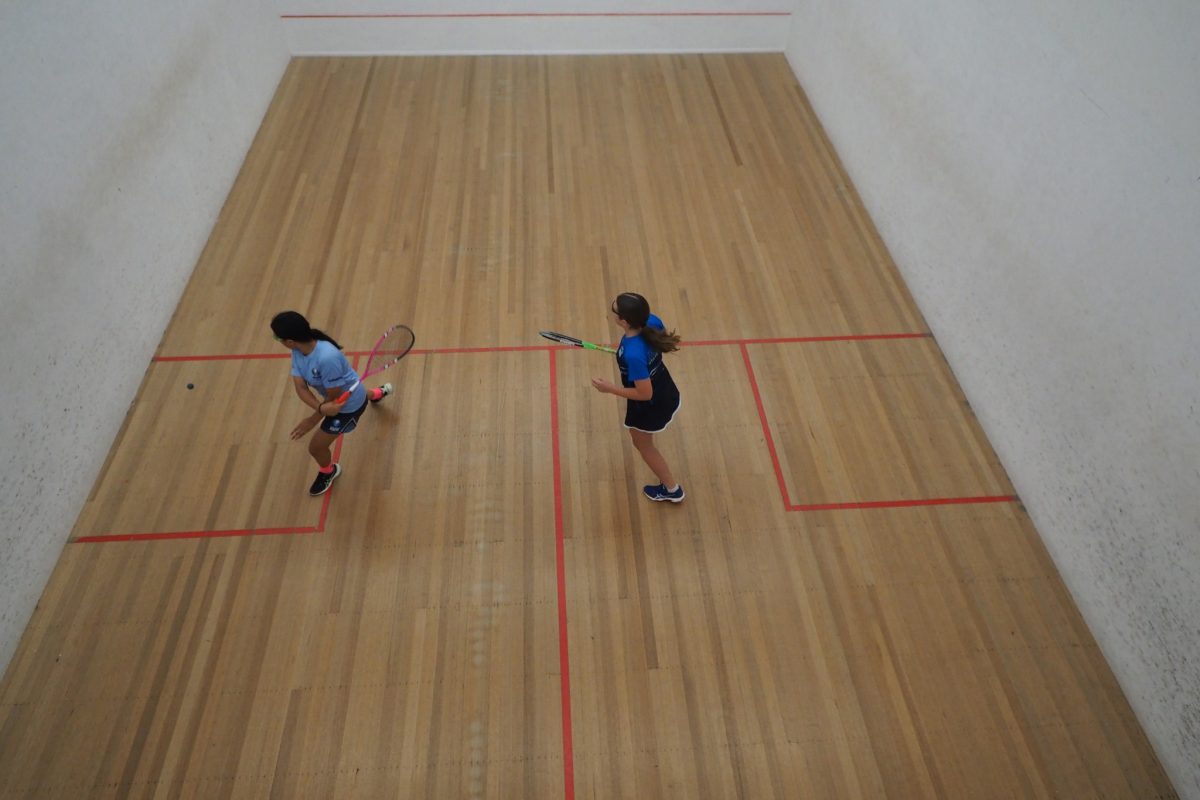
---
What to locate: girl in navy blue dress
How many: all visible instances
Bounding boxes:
[590,292,685,502]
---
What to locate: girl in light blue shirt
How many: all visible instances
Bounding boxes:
[271,311,392,496]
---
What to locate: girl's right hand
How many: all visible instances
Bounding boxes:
[290,415,319,440]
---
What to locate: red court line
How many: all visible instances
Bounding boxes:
[75,363,355,544]
[156,334,931,362]
[316,411,350,530]
[74,526,318,544]
[283,11,791,20]
[399,344,557,356]
[154,345,557,361]
[693,332,930,347]
[740,343,793,508]
[153,353,289,362]
[793,495,1017,512]
[548,349,576,800]
[107,332,997,544]
[739,341,1017,512]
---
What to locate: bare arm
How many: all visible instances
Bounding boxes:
[292,377,345,417]
[591,376,652,401]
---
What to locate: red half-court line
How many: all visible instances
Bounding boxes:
[283,11,792,20]
[739,342,1017,512]
[548,349,576,800]
[315,375,354,530]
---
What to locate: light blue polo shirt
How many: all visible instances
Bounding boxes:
[290,340,366,412]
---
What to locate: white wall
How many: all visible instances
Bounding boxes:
[0,2,289,672]
[785,2,1199,796]
[279,0,792,54]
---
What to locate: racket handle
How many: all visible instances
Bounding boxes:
[333,380,362,405]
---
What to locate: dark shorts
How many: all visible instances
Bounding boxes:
[320,399,368,436]
[623,368,681,433]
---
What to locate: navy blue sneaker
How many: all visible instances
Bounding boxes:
[643,483,685,503]
[309,463,342,496]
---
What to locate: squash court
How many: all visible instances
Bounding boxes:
[0,55,1175,798]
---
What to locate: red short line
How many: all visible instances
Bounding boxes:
[157,346,557,361]
[740,344,793,509]
[361,344,558,356]
[793,495,1018,511]
[158,334,932,363]
[74,526,318,544]
[690,332,930,347]
[283,11,791,20]
[548,349,576,800]
[154,353,290,362]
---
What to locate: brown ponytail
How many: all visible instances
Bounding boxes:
[612,292,681,354]
[640,325,681,354]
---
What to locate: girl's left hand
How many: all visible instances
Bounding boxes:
[290,415,319,440]
[591,377,616,394]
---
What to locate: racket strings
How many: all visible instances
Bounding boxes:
[364,328,415,374]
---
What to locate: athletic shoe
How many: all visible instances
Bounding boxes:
[309,464,342,496]
[370,383,394,403]
[643,483,685,503]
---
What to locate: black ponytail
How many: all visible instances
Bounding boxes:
[270,311,343,350]
[308,328,342,349]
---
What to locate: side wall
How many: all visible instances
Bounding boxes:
[279,0,792,54]
[784,2,1198,795]
[0,2,290,671]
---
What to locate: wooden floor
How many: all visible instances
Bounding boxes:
[0,55,1176,798]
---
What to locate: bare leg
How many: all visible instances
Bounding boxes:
[629,429,678,488]
[308,429,339,468]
